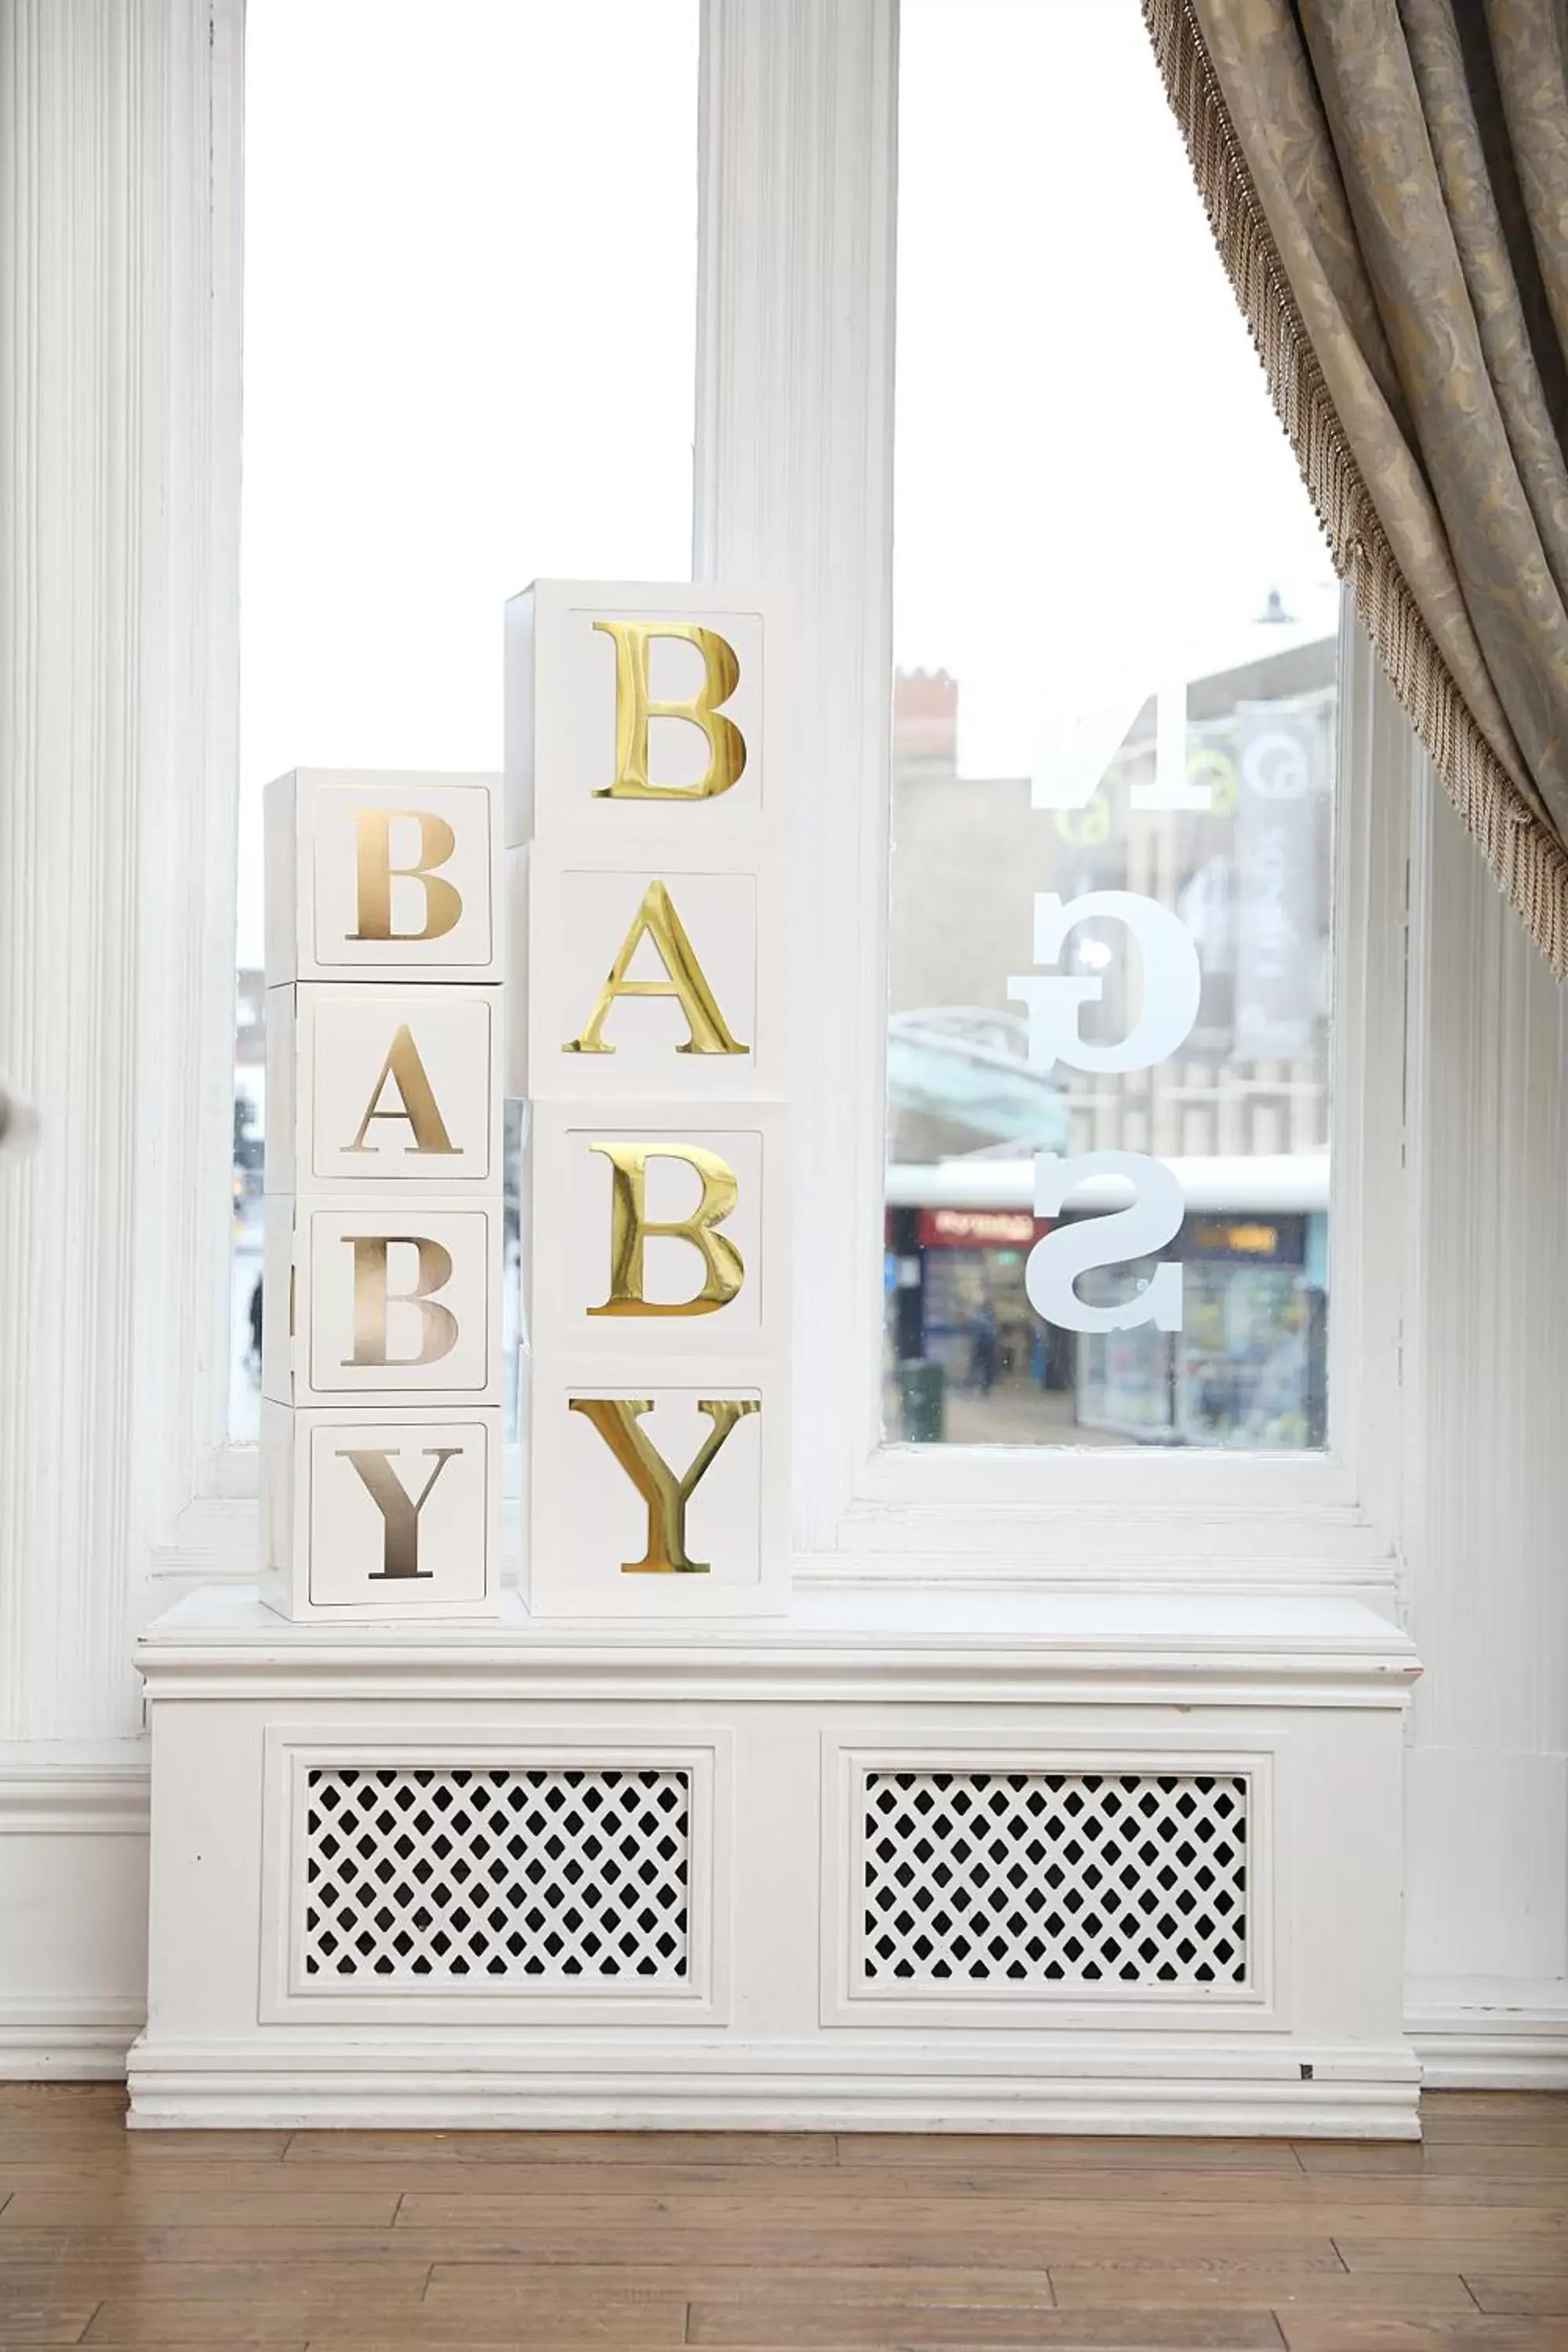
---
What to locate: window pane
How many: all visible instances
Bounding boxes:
[230,0,699,1440]
[886,0,1334,1450]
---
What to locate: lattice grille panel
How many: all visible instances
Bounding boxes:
[862,1770,1247,1991]
[303,1766,690,1983]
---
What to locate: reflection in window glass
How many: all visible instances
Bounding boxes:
[886,0,1334,1449]
[230,0,699,1439]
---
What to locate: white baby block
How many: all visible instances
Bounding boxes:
[265,983,502,1193]
[260,1399,499,1621]
[508,844,787,1103]
[524,1102,789,1361]
[265,769,503,985]
[525,1364,788,1620]
[504,582,786,849]
[262,1195,503,1408]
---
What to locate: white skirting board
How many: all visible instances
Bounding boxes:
[0,1744,150,2080]
[1407,1980,1568,2089]
[126,2035,1419,2137]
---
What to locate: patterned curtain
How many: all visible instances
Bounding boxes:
[1145,0,1568,975]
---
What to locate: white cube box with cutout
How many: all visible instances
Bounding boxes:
[265,769,503,986]
[262,1196,503,1410]
[523,1101,789,1363]
[504,582,787,851]
[506,843,787,1104]
[260,1399,499,1621]
[510,582,792,1621]
[526,1363,787,1619]
[266,982,503,1193]
[260,768,505,1625]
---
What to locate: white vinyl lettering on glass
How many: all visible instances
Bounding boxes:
[885,0,1334,1451]
[1026,1150,1185,1336]
[1007,891,1202,1079]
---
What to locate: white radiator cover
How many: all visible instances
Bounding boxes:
[129,1584,1421,2136]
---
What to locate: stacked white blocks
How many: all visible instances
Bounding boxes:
[260,771,504,1620]
[506,583,790,1617]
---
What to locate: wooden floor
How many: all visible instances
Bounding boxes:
[0,2088,1566,2350]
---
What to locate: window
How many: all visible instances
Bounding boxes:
[194,0,1404,1584]
[884,0,1336,1454]
[230,0,699,1439]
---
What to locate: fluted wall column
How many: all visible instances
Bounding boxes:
[1403,762,1568,2075]
[695,0,898,1549]
[0,0,243,1741]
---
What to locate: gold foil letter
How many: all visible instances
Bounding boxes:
[565,880,746,1058]
[345,1235,459,1366]
[591,621,746,800]
[568,1396,760,1572]
[339,1444,459,1580]
[351,811,463,941]
[588,1142,743,1316]
[345,1024,457,1157]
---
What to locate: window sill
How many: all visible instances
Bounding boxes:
[137,1579,1417,1708]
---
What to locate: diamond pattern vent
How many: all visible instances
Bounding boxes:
[862,1770,1248,1992]
[303,1767,690,1984]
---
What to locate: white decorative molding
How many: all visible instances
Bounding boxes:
[0,0,244,1735]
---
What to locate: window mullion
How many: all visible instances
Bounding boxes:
[694,0,901,1552]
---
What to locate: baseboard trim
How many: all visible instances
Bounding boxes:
[26,2013,1563,2103]
[125,2036,1422,2137]
[1409,2010,1568,2089]
[0,1999,143,2081]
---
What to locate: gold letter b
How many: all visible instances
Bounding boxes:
[351,810,463,941]
[588,1142,743,1317]
[592,621,746,800]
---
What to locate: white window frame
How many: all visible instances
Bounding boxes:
[158,0,1413,1605]
[695,0,1410,1593]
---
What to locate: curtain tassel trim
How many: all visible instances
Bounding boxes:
[1143,0,1568,977]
